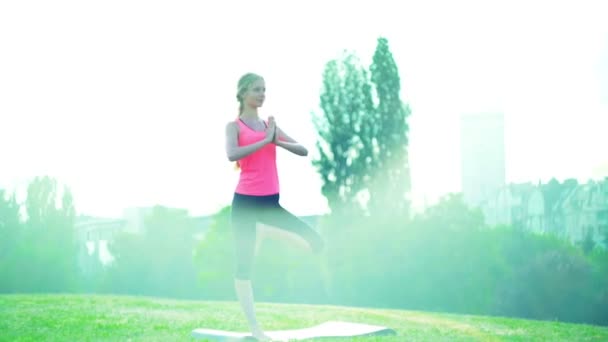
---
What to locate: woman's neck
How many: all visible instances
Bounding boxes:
[240,108,259,119]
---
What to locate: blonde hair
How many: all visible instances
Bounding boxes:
[234,72,264,170]
[236,72,264,116]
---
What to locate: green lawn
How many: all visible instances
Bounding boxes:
[1,294,607,341]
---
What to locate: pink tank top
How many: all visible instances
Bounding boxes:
[234,118,280,195]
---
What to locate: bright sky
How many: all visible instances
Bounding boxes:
[1,0,607,218]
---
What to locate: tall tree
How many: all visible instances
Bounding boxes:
[0,189,21,256]
[0,189,22,292]
[313,38,412,220]
[368,37,412,218]
[312,51,375,217]
[20,176,79,292]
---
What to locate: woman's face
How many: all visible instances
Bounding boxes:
[243,79,266,108]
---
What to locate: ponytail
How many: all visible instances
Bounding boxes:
[234,72,263,171]
[235,100,243,170]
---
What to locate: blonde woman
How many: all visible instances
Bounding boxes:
[224,72,324,340]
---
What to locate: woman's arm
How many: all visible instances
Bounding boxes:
[274,126,308,156]
[225,121,274,161]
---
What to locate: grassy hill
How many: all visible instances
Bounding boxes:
[1,294,607,341]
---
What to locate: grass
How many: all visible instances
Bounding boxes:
[1,294,607,341]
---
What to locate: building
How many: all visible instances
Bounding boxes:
[76,216,126,274]
[484,182,546,231]
[481,178,608,249]
[460,112,506,210]
[75,207,206,271]
[554,178,608,247]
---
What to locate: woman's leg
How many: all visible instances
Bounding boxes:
[234,279,269,340]
[231,194,270,340]
[257,200,329,298]
[258,198,324,254]
[256,223,311,252]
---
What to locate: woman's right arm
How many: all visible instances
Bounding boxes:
[225,121,273,162]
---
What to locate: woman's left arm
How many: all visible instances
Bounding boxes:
[274,126,308,156]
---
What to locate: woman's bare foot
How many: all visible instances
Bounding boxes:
[251,328,272,341]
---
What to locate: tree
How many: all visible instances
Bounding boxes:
[0,189,21,257]
[19,176,79,292]
[495,249,598,324]
[580,228,597,255]
[368,37,412,218]
[415,193,485,232]
[193,207,235,299]
[312,38,412,220]
[312,51,375,217]
[104,205,199,298]
[0,189,22,292]
[601,222,608,249]
[541,178,562,212]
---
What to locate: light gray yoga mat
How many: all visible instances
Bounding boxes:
[191,321,396,341]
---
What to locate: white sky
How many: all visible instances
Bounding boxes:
[1,0,607,218]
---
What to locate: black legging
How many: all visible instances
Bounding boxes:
[230,192,324,280]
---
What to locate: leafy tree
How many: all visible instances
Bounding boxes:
[312,51,375,217]
[193,207,235,299]
[368,37,412,218]
[313,38,412,220]
[104,206,199,298]
[18,176,79,292]
[0,189,22,292]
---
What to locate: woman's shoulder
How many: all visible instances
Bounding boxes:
[226,117,242,127]
[225,119,240,134]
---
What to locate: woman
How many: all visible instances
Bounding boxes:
[224,72,324,340]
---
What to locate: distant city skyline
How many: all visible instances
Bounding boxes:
[1,0,607,218]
